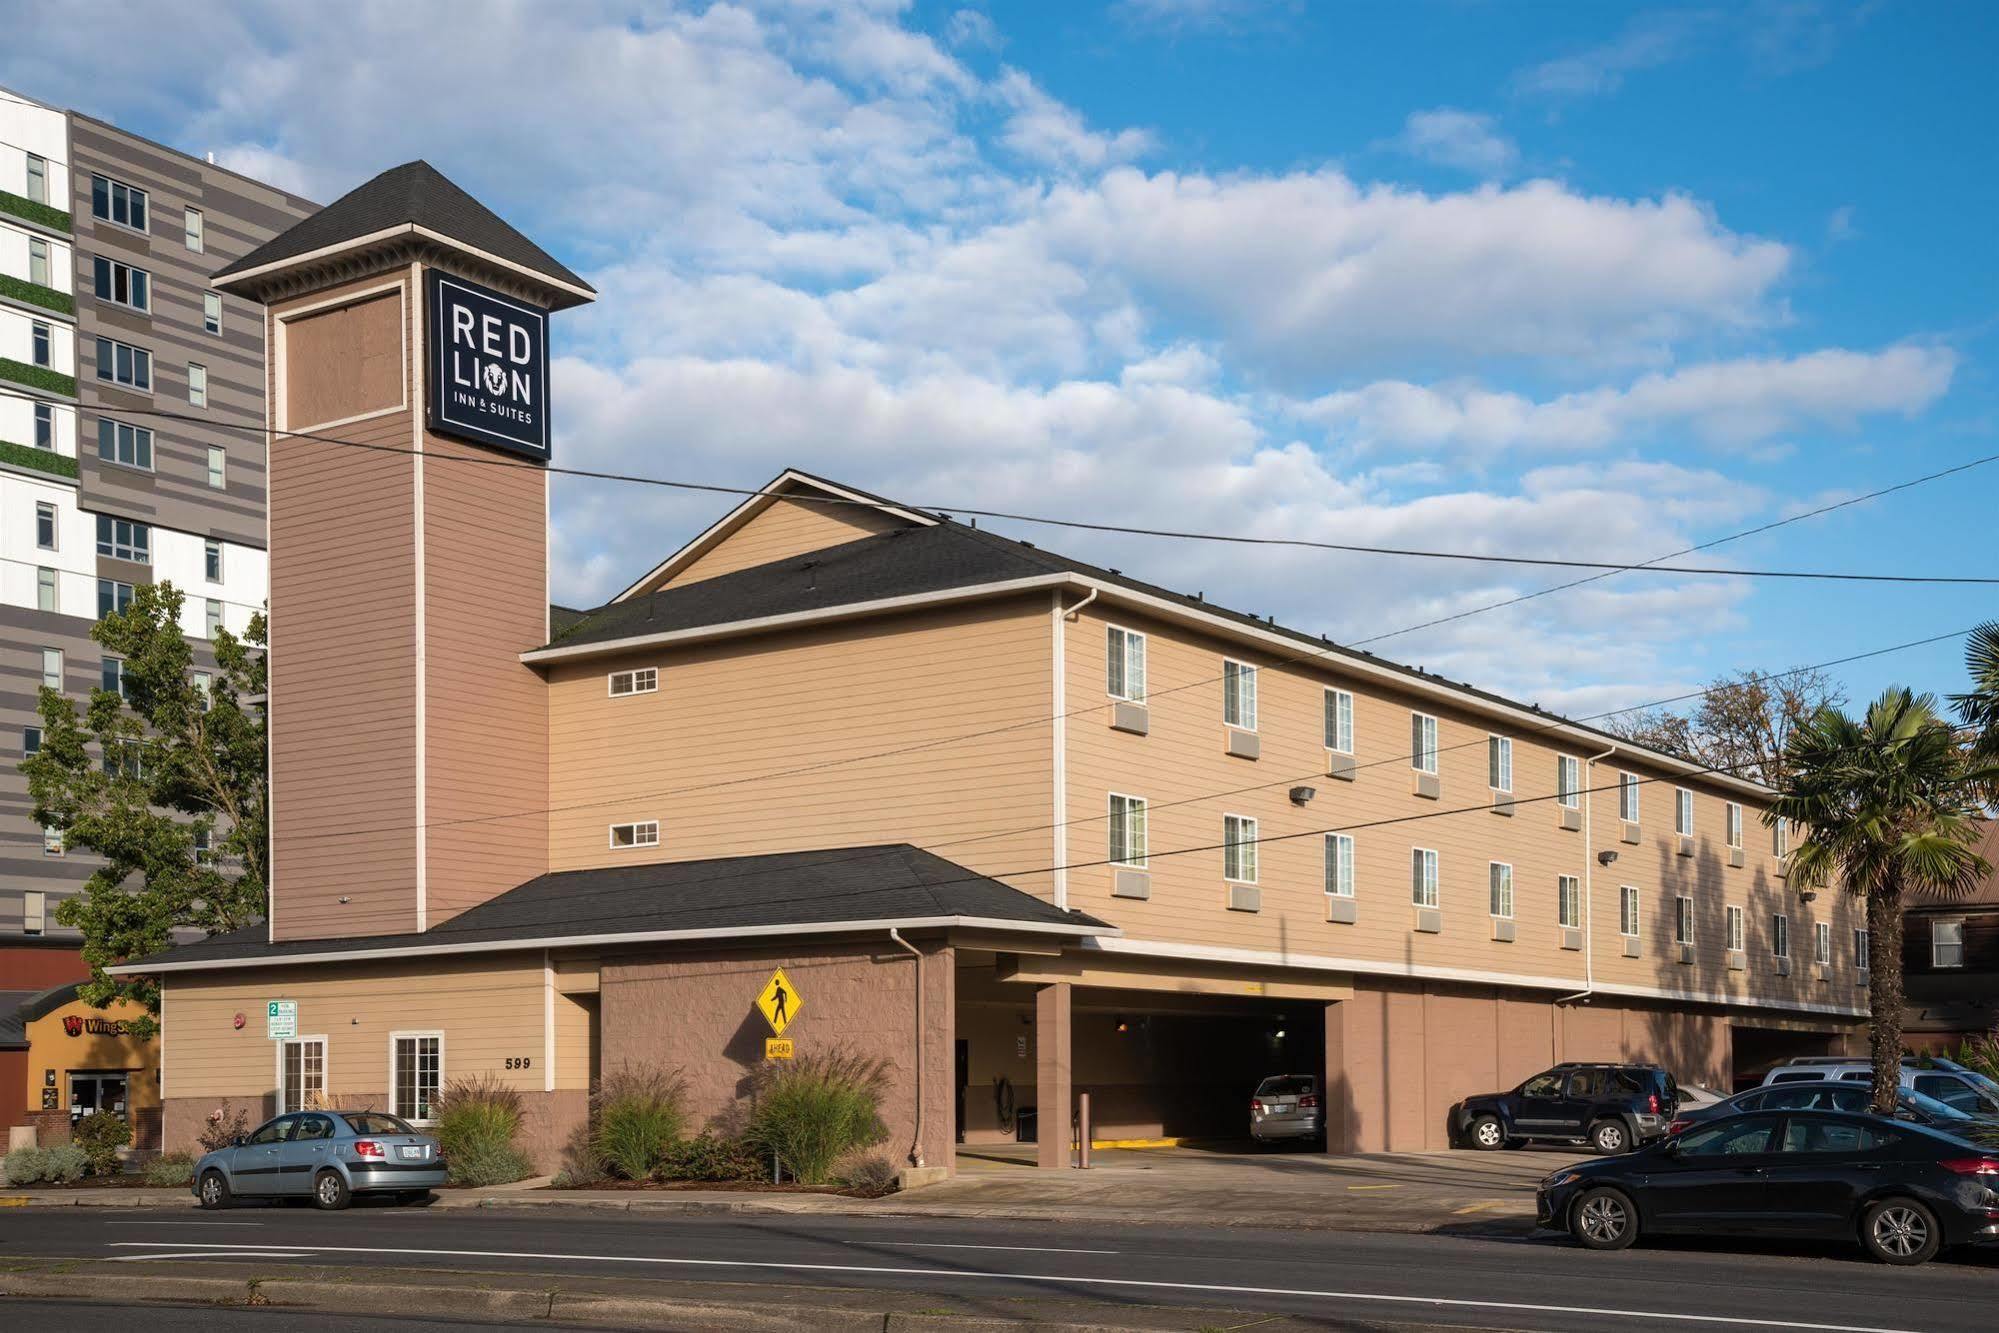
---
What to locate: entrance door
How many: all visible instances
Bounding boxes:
[67,1072,129,1125]
[280,1037,327,1113]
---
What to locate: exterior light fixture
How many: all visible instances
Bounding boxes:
[1289,786,1317,805]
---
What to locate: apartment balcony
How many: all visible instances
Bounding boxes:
[0,437,80,480]
[0,356,76,399]
[0,189,72,235]
[0,272,74,316]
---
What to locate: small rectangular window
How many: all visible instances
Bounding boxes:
[1411,847,1440,908]
[1773,816,1790,859]
[23,727,42,757]
[97,578,134,619]
[41,647,62,691]
[1620,885,1640,938]
[1109,793,1148,867]
[203,291,222,335]
[1488,862,1514,918]
[1933,919,1965,969]
[96,514,151,562]
[1487,735,1512,792]
[101,656,126,698]
[608,821,660,849]
[1814,921,1831,967]
[1726,904,1745,953]
[95,336,153,390]
[1106,626,1146,702]
[392,1034,443,1122]
[22,889,44,935]
[1222,660,1257,730]
[193,827,214,863]
[31,320,51,367]
[1677,896,1696,947]
[205,599,224,639]
[25,153,47,204]
[1853,927,1871,970]
[28,237,50,287]
[92,255,152,312]
[206,445,227,488]
[98,419,155,469]
[1322,688,1354,753]
[1223,813,1258,883]
[1618,771,1640,823]
[205,540,223,583]
[1675,787,1693,836]
[37,566,57,612]
[34,402,54,449]
[185,207,205,253]
[1771,913,1789,959]
[36,502,57,551]
[188,362,208,408]
[1325,832,1354,898]
[91,173,148,231]
[607,667,658,697]
[1410,712,1438,774]
[43,824,63,857]
[192,671,212,711]
[1725,802,1743,848]
[1558,874,1581,929]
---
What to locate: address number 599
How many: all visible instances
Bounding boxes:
[505,1057,533,1070]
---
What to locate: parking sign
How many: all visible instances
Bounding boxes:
[266,1000,296,1040]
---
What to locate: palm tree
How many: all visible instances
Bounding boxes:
[1954,621,1999,778]
[1768,689,1995,1112]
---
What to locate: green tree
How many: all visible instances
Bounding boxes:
[22,583,267,1036]
[1768,689,1995,1112]
[1953,621,1999,781]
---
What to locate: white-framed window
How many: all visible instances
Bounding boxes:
[390,1033,443,1124]
[1773,816,1790,858]
[205,599,224,639]
[1675,787,1693,836]
[1726,802,1743,848]
[1618,771,1640,823]
[1324,688,1353,754]
[31,319,51,366]
[1410,712,1438,773]
[1489,861,1514,918]
[1558,874,1581,929]
[36,502,57,550]
[1222,659,1257,730]
[102,738,144,779]
[91,173,149,231]
[192,671,212,712]
[1678,896,1696,947]
[1771,912,1789,959]
[1620,885,1641,938]
[101,656,126,698]
[1223,813,1257,883]
[95,336,153,390]
[1325,832,1355,898]
[25,153,47,204]
[37,566,56,613]
[1814,921,1832,967]
[1411,846,1439,908]
[1932,919,1965,969]
[185,206,205,253]
[97,514,151,562]
[608,821,660,850]
[205,540,223,583]
[1726,904,1745,953]
[22,889,44,936]
[1557,754,1580,809]
[188,362,208,408]
[34,402,53,449]
[1854,927,1871,971]
[42,823,63,857]
[92,255,151,312]
[1106,625,1146,702]
[279,1035,327,1113]
[193,828,213,863]
[206,446,227,489]
[1488,735,1512,792]
[23,726,42,756]
[98,419,155,470]
[40,647,62,691]
[98,578,133,618]
[28,236,50,287]
[608,667,658,697]
[203,291,223,335]
[1108,793,1147,867]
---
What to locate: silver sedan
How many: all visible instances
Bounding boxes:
[193,1109,446,1210]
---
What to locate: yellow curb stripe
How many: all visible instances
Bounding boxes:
[1344,1183,1400,1191]
[1087,1137,1185,1150]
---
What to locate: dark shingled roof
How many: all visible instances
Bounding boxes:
[0,982,81,1049]
[212,160,593,297]
[120,845,1108,971]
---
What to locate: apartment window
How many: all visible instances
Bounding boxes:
[608,821,659,849]
[1933,919,1965,969]
[187,362,208,408]
[41,648,63,691]
[22,889,44,936]
[101,656,126,698]
[184,207,205,253]
[37,566,57,612]
[1854,927,1871,970]
[25,153,47,204]
[204,540,223,583]
[1106,626,1146,702]
[97,579,134,619]
[1325,833,1355,898]
[1617,771,1640,823]
[1814,922,1832,968]
[1488,862,1514,919]
[1772,913,1790,960]
[1677,896,1696,947]
[1323,687,1353,753]
[607,667,658,697]
[280,1037,326,1114]
[103,740,144,779]
[95,336,153,390]
[92,255,152,312]
[1410,712,1438,773]
[193,828,213,863]
[23,727,42,757]
[203,291,222,335]
[97,419,154,470]
[28,237,50,287]
[1726,905,1745,953]
[91,174,148,231]
[192,671,212,712]
[31,320,51,366]
[1222,660,1257,729]
[36,501,57,550]
[1773,816,1790,859]
[1726,802,1743,848]
[1108,793,1148,867]
[1487,735,1513,792]
[205,599,224,639]
[1411,847,1440,908]
[34,402,53,449]
[43,824,63,857]
[1223,813,1258,883]
[206,446,227,489]
[96,514,151,562]
[392,1034,443,1122]
[1558,874,1581,929]
[1620,885,1641,938]
[1675,788,1693,836]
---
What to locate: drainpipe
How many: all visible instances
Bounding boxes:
[889,928,925,1168]
[1556,744,1618,1007]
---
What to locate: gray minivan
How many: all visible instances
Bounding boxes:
[1250,1074,1322,1145]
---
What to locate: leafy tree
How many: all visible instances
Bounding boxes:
[1768,689,1995,1112]
[22,583,267,1037]
[1953,621,1999,785]
[1602,667,1842,789]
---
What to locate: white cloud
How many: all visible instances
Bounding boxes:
[1112,0,1292,34]
[1511,11,1712,101]
[943,8,1003,52]
[994,69,1155,172]
[1387,108,1518,177]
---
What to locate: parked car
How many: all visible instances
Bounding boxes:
[1452,1062,1678,1154]
[1539,1109,1999,1265]
[1674,1083,1728,1111]
[1669,1080,1997,1139]
[1250,1074,1322,1145]
[1761,1060,1999,1116]
[193,1109,446,1210]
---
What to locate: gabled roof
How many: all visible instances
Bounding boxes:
[110,845,1111,974]
[0,981,82,1049]
[212,160,594,307]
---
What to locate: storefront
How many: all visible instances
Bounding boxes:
[1,983,160,1150]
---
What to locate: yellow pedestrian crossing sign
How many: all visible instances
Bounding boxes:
[755,968,801,1035]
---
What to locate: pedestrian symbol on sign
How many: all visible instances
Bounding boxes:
[755,968,802,1036]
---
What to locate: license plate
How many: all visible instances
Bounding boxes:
[399,1145,424,1160]
[1270,1101,1294,1112]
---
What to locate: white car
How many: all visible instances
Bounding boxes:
[1761,1058,1999,1116]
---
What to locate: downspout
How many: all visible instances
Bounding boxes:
[1556,744,1619,1007]
[1049,586,1099,911]
[889,928,925,1168]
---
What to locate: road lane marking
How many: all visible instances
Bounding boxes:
[895,1242,1120,1254]
[104,1221,264,1227]
[112,1251,316,1261]
[103,1242,1920,1332]
[1345,1183,1399,1191]
[1451,1201,1520,1215]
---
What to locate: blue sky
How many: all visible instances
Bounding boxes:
[7,0,1992,721]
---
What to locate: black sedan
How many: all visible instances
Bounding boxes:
[1537,1110,1999,1265]
[1668,1080,1999,1141]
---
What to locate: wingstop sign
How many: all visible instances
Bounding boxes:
[426,270,551,460]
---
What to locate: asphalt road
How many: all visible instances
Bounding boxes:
[2,1205,1995,1331]
[0,1302,563,1332]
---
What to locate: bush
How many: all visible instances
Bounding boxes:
[73,1113,132,1175]
[4,1146,48,1185]
[591,1064,688,1181]
[658,1133,766,1184]
[445,1141,536,1188]
[144,1152,195,1187]
[837,1155,899,1197]
[198,1104,254,1154]
[43,1145,88,1184]
[743,1047,892,1185]
[550,1121,604,1189]
[433,1074,531,1187]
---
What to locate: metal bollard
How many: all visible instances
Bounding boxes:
[1077,1092,1091,1169]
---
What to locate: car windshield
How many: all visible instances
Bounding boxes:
[1902,1088,1974,1121]
[342,1113,417,1136]
[1256,1077,1313,1097]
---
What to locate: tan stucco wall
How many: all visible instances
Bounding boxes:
[17,995,159,1120]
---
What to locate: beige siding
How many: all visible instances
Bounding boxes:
[654,495,913,591]
[553,990,597,1091]
[544,597,1055,900]
[283,290,403,428]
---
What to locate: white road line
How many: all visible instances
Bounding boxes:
[104,1222,264,1227]
[894,1242,1120,1254]
[112,1251,316,1262]
[103,1242,1920,1332]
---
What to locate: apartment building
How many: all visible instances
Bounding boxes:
[115,167,1863,1174]
[0,87,309,956]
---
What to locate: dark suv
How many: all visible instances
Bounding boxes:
[1452,1063,1679,1154]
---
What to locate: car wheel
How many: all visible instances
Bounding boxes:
[1467,1115,1507,1150]
[1571,1187,1638,1251]
[312,1169,352,1211]
[1861,1197,1941,1266]
[197,1170,231,1211]
[1589,1119,1629,1154]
